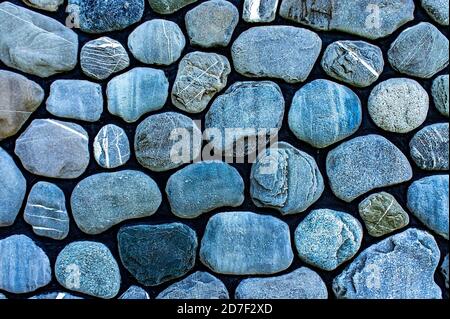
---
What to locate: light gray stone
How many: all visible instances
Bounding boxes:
[421,0,449,25]
[119,286,150,299]
[22,0,63,11]
[432,75,449,117]
[0,293,6,299]
[243,0,279,23]
[148,0,198,14]
[93,124,130,169]
[30,292,82,299]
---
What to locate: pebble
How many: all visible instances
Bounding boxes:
[407,175,449,239]
[119,286,150,299]
[80,37,130,81]
[156,271,229,299]
[118,223,198,286]
[326,134,413,202]
[388,22,449,78]
[235,267,328,299]
[0,70,44,141]
[172,52,231,113]
[432,75,449,117]
[250,142,324,215]
[0,235,51,294]
[368,78,429,133]
[200,212,293,275]
[71,170,161,235]
[243,0,278,23]
[148,0,197,14]
[442,254,449,289]
[288,79,362,148]
[134,112,202,171]
[410,123,449,171]
[232,26,321,83]
[421,0,449,25]
[24,182,69,240]
[55,241,121,299]
[30,292,82,299]
[22,0,63,11]
[321,41,384,88]
[333,228,442,299]
[358,192,409,237]
[279,0,414,40]
[93,124,130,169]
[0,293,5,299]
[166,161,245,218]
[15,119,90,179]
[129,19,185,66]
[46,80,103,122]
[0,2,78,77]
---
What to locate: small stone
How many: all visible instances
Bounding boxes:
[107,68,169,123]
[407,175,449,239]
[442,254,449,289]
[432,75,449,117]
[326,135,413,202]
[243,0,278,23]
[118,223,198,286]
[0,294,6,299]
[421,0,449,25]
[135,112,202,171]
[119,286,150,299]
[24,182,70,240]
[166,161,245,218]
[55,241,121,299]
[128,19,185,65]
[368,78,429,133]
[0,70,44,141]
[232,26,321,83]
[410,123,449,171]
[250,142,324,215]
[148,0,197,14]
[156,272,229,299]
[22,0,63,11]
[0,2,78,77]
[200,212,293,275]
[0,235,51,294]
[46,80,103,122]
[71,170,161,235]
[30,292,82,299]
[388,22,449,78]
[333,228,442,299]
[288,79,362,148]
[235,267,328,299]
[358,192,409,237]
[94,125,130,169]
[81,37,130,81]
[172,52,230,113]
[279,0,414,40]
[321,41,384,88]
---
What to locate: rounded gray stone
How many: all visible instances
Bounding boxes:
[93,124,130,169]
[432,74,449,117]
[22,0,64,11]
[243,0,278,23]
[421,0,449,25]
[148,0,198,14]
[119,286,150,299]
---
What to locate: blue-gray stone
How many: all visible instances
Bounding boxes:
[421,0,449,25]
[71,170,162,235]
[30,292,82,299]
[442,254,449,289]
[250,142,324,215]
[46,80,103,122]
[333,228,442,299]
[288,79,362,148]
[148,0,198,14]
[235,267,328,299]
[93,124,130,169]
[24,182,69,240]
[156,271,229,299]
[119,286,150,299]
[407,175,449,239]
[166,161,244,218]
[432,75,449,117]
[326,135,413,202]
[0,147,26,227]
[0,293,6,299]
[243,0,278,23]
[55,241,121,299]
[118,223,198,286]
[0,235,51,294]
[232,26,321,83]
[295,209,363,271]
[200,212,293,275]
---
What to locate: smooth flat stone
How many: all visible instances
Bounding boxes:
[71,170,161,235]
[200,212,293,275]
[118,223,198,286]
[119,286,150,299]
[326,135,413,202]
[156,271,229,299]
[93,124,130,169]
[421,0,449,25]
[24,182,69,240]
[232,26,321,83]
[388,22,449,78]
[407,175,449,239]
[128,19,185,65]
[0,2,78,77]
[333,228,442,299]
[235,267,328,299]
[279,0,414,39]
[432,75,449,117]
[250,142,324,215]
[288,79,362,148]
[30,292,82,299]
[243,0,278,23]
[148,0,198,14]
[55,241,121,299]
[172,51,230,113]
[442,254,449,289]
[321,41,384,88]
[22,0,64,11]
[0,235,51,294]
[0,70,44,140]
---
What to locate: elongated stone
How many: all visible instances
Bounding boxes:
[243,0,278,23]
[30,292,82,299]
[148,0,198,14]
[119,286,150,299]
[442,254,449,289]
[421,0,449,25]
[93,125,130,169]
[22,0,63,11]
[432,75,449,117]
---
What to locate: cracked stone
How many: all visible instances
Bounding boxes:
[94,124,130,169]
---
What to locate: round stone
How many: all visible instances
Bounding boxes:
[432,74,449,117]
[93,124,130,169]
[421,0,449,25]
